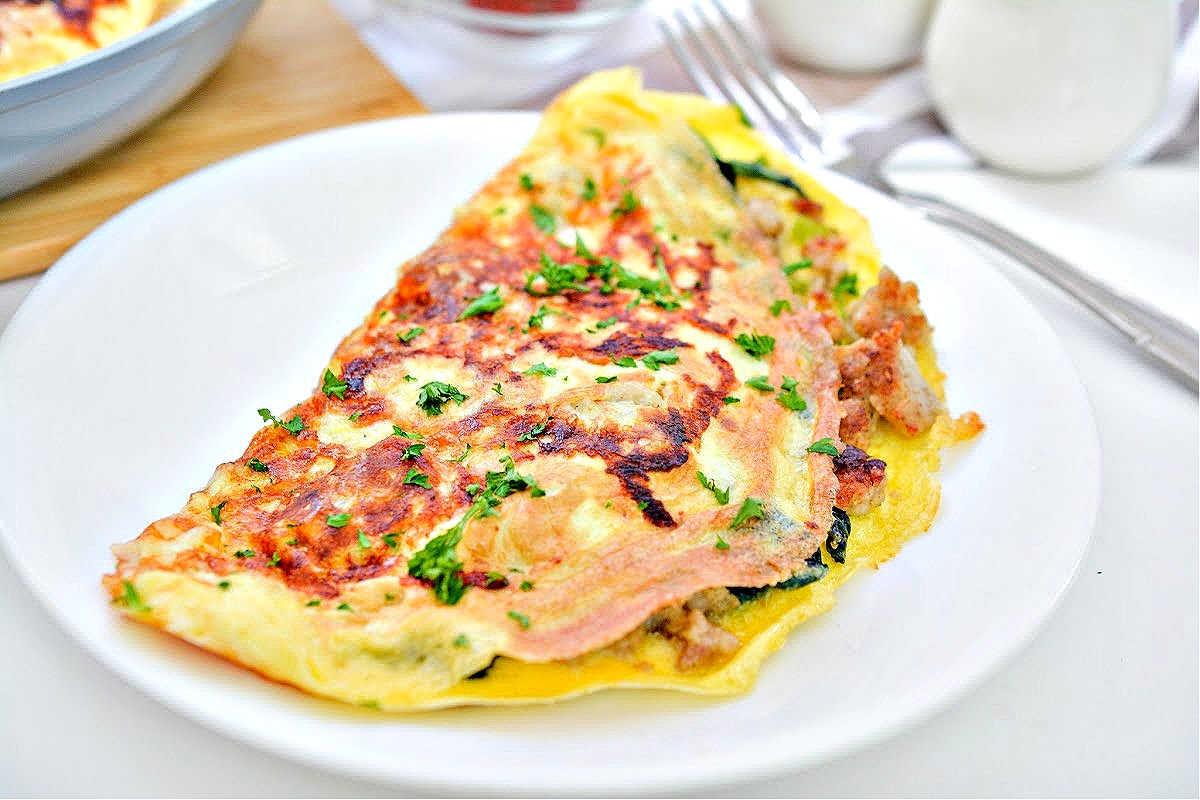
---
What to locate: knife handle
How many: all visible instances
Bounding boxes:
[897,190,1199,393]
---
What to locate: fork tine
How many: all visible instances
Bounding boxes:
[668,10,748,109]
[655,15,726,104]
[703,0,830,157]
[661,5,813,161]
[689,1,819,159]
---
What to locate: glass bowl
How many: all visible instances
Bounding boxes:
[380,0,647,68]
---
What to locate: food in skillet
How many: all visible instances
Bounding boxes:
[0,0,173,83]
[104,69,982,710]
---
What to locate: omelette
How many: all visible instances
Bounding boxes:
[0,0,169,84]
[104,69,982,710]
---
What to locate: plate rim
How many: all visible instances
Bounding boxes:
[0,111,1101,795]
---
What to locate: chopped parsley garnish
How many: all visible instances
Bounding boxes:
[306,599,321,607]
[257,408,306,435]
[641,349,680,371]
[519,173,535,191]
[321,368,349,400]
[403,469,432,489]
[573,233,598,261]
[596,315,618,329]
[612,356,637,368]
[734,332,776,359]
[392,424,424,439]
[209,501,227,525]
[492,383,503,396]
[401,442,427,460]
[403,374,417,383]
[348,412,363,422]
[405,532,460,599]
[697,471,730,505]
[416,381,467,416]
[729,497,766,529]
[769,299,792,317]
[326,513,351,528]
[526,252,588,296]
[746,376,775,392]
[356,530,371,550]
[451,444,472,464]
[453,633,470,647]
[398,326,424,343]
[715,535,730,550]
[246,458,268,472]
[595,375,617,384]
[727,101,752,126]
[723,396,741,405]
[519,580,534,591]
[382,532,400,549]
[581,177,597,201]
[217,580,231,590]
[529,204,556,233]
[614,260,679,310]
[832,272,860,300]
[507,610,531,629]
[517,418,553,442]
[120,580,150,613]
[409,456,546,605]
[777,386,807,412]
[783,259,812,275]
[234,549,255,559]
[458,287,504,320]
[611,190,640,218]
[523,362,557,377]
[337,602,353,612]
[267,551,281,566]
[526,305,562,330]
[781,376,799,391]
[285,537,299,546]
[806,437,840,456]
[582,127,607,147]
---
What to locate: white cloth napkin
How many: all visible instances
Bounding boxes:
[330,0,1198,167]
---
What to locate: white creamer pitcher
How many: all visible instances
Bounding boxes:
[924,0,1177,176]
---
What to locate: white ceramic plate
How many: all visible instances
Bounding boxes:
[0,113,1099,795]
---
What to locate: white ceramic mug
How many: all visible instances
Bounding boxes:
[925,0,1177,176]
[753,0,937,74]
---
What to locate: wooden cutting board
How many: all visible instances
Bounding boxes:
[0,0,425,281]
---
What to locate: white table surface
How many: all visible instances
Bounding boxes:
[0,156,1195,797]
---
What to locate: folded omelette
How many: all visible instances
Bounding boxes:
[104,69,982,710]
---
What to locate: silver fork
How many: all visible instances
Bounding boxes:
[659,0,1199,393]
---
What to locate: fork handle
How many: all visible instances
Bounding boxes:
[895,190,1199,393]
